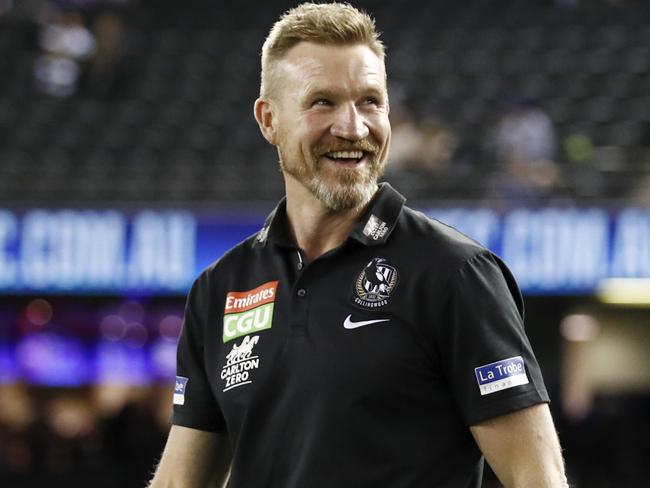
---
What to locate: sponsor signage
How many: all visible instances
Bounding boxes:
[222,281,278,342]
[429,207,650,294]
[173,376,189,405]
[0,207,648,294]
[474,356,529,396]
[221,335,261,392]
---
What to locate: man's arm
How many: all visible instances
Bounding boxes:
[470,403,568,488]
[148,425,232,488]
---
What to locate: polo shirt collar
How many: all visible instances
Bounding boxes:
[349,182,406,246]
[252,182,406,248]
[252,198,293,248]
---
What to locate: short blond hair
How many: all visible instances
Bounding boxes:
[260,2,385,98]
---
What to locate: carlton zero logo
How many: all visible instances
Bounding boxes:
[221,335,261,392]
[362,214,389,241]
[223,281,278,342]
[354,257,398,309]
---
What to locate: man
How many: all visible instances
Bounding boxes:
[149,3,568,487]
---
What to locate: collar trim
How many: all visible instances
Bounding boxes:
[350,182,405,246]
[252,183,406,249]
[252,199,284,248]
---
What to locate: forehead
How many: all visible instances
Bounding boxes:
[278,42,386,96]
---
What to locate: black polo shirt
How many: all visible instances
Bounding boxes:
[172,183,549,488]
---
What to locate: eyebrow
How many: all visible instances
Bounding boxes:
[304,89,337,101]
[304,86,386,101]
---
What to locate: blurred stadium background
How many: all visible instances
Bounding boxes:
[1,0,649,486]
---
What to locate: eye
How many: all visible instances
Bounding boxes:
[362,96,380,106]
[312,98,332,107]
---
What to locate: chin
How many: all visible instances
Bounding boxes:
[311,179,377,212]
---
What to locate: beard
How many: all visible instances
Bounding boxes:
[279,138,386,212]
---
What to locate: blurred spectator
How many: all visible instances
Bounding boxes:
[39,393,111,488]
[0,384,41,486]
[564,133,594,166]
[562,131,609,199]
[101,385,170,488]
[387,112,459,200]
[0,384,170,488]
[84,9,128,98]
[33,3,96,97]
[487,96,560,205]
[387,110,422,170]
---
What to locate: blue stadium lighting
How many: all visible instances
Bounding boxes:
[150,338,177,380]
[15,333,91,386]
[123,322,148,349]
[0,344,18,383]
[100,314,127,341]
[1,208,649,295]
[159,314,183,341]
[96,340,150,385]
[25,298,53,326]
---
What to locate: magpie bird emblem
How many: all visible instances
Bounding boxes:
[354,257,398,308]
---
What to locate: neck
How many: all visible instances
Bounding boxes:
[284,176,376,262]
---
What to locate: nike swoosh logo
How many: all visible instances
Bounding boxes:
[343,314,390,330]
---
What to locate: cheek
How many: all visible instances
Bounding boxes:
[382,123,391,147]
[302,112,331,138]
[367,113,390,141]
[375,121,391,164]
[379,116,391,143]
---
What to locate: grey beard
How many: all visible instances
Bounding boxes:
[278,148,383,212]
[308,176,377,212]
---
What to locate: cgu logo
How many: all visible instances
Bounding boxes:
[222,281,278,342]
[223,303,274,341]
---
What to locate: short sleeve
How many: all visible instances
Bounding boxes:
[438,251,549,426]
[171,276,227,432]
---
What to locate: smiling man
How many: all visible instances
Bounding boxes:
[148,3,568,488]
[265,40,389,216]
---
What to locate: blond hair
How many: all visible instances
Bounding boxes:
[260,2,385,98]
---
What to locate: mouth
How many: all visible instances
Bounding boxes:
[322,150,368,167]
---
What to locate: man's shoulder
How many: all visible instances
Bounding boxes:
[194,231,262,284]
[397,205,488,264]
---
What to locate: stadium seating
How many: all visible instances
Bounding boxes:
[0,0,648,205]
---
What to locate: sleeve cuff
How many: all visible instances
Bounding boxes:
[465,389,550,426]
[171,409,227,433]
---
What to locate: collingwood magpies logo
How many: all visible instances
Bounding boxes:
[353,258,398,309]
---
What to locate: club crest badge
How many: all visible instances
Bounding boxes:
[353,257,398,309]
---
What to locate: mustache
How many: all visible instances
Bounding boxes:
[314,139,380,156]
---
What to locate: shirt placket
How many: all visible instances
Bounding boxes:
[288,249,309,336]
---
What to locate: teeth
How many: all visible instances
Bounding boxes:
[326,151,363,159]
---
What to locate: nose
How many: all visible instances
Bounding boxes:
[330,103,369,141]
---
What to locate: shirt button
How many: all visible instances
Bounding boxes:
[297,262,303,270]
[297,288,306,297]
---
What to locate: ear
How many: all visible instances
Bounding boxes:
[254,97,278,145]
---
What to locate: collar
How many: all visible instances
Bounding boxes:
[252,197,294,248]
[252,182,406,249]
[349,182,406,246]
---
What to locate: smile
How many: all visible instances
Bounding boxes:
[323,150,367,165]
